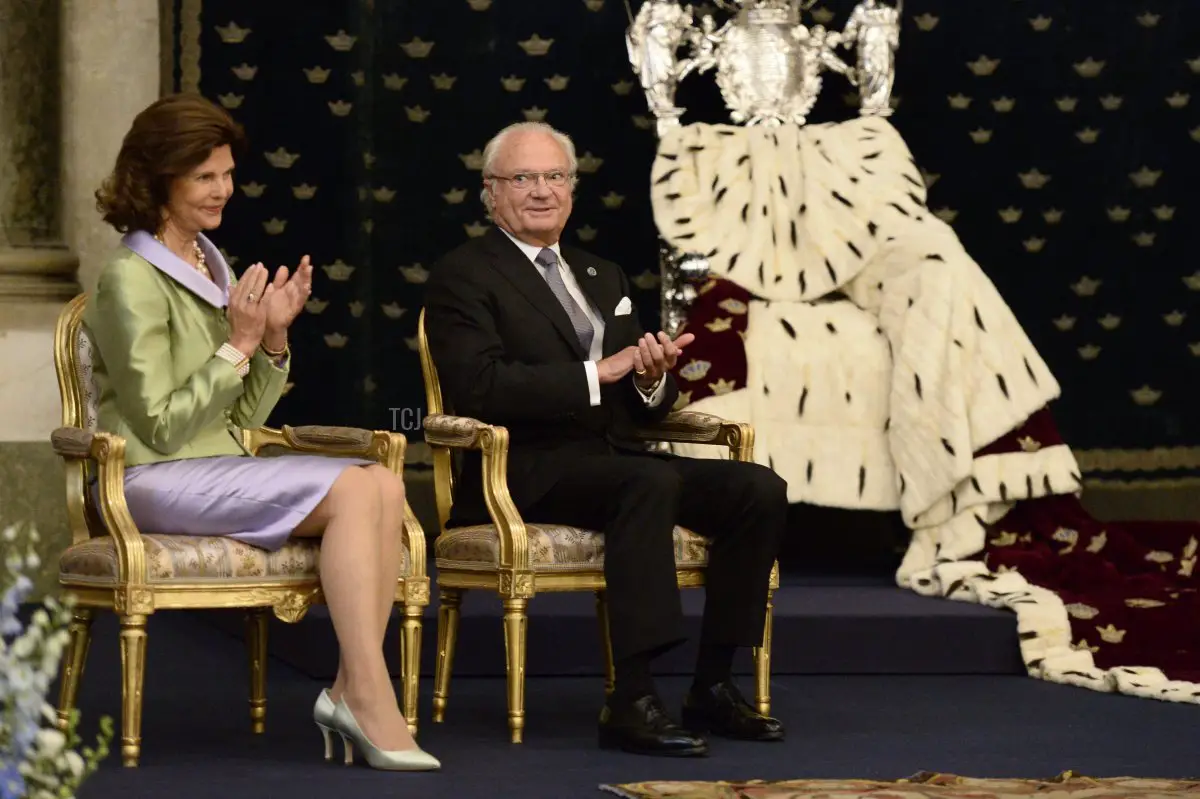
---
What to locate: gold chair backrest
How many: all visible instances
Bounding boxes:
[52,294,102,544]
[416,308,455,534]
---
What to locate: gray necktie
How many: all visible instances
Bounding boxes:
[535,247,594,353]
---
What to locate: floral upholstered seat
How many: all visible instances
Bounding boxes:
[59,534,411,585]
[434,524,708,572]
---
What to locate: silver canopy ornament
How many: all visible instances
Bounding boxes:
[626,0,902,135]
[843,0,902,117]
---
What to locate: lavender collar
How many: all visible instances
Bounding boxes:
[122,230,232,308]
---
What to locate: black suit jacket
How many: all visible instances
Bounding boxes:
[423,226,679,524]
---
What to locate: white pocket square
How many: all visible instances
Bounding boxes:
[614,296,632,316]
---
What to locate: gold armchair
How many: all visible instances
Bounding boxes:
[49,294,430,767]
[416,309,777,743]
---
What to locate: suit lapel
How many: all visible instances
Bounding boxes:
[485,227,587,359]
[564,250,605,320]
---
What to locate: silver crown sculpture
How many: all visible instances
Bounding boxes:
[626,0,903,335]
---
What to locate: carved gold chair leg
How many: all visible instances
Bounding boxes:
[432,587,463,723]
[119,613,148,767]
[55,606,96,732]
[752,588,775,717]
[594,591,616,696]
[502,597,529,744]
[400,602,423,737]
[245,608,269,734]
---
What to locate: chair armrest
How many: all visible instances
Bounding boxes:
[632,412,755,462]
[422,413,503,451]
[401,499,429,583]
[49,426,150,588]
[246,425,407,472]
[421,414,532,577]
[287,425,374,449]
[51,426,95,459]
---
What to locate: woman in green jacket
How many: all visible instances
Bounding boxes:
[85,93,437,771]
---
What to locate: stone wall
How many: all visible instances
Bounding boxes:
[0,0,160,596]
[0,0,77,301]
[0,0,60,247]
[62,0,163,295]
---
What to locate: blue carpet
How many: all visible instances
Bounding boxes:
[68,611,1196,799]
[199,571,1024,679]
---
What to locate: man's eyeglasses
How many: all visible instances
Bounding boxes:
[488,170,573,190]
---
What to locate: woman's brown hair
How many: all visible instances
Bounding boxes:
[95,93,247,234]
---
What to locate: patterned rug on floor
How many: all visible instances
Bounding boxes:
[599,771,1200,798]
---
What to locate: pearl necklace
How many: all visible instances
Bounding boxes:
[155,232,212,281]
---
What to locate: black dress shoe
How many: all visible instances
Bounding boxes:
[681,681,785,741]
[598,694,709,757]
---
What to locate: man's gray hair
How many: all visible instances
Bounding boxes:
[479,121,579,217]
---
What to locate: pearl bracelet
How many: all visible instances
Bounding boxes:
[216,343,250,377]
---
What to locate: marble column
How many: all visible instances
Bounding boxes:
[0,0,159,598]
[0,0,79,300]
[0,0,78,443]
[62,0,161,293]
[0,0,75,594]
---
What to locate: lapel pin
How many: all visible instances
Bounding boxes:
[586,266,597,277]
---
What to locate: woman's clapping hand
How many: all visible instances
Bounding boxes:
[227,263,273,357]
[264,255,314,333]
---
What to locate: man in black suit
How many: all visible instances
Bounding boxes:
[423,121,787,757]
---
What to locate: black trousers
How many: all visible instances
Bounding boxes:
[519,450,788,663]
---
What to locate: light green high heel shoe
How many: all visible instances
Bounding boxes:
[313,689,337,761]
[331,699,441,771]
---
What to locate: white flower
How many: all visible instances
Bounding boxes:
[63,749,85,778]
[10,634,33,659]
[43,636,65,663]
[1,515,114,797]
[34,728,66,758]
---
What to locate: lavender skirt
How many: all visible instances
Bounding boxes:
[104,455,376,552]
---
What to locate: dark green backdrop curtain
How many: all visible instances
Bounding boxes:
[170,0,1198,478]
